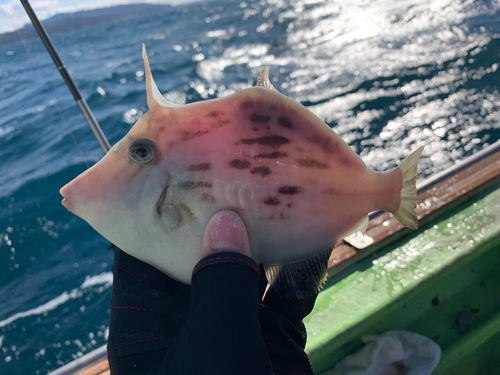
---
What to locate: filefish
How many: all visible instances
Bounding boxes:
[60,45,423,298]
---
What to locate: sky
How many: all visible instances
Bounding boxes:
[0,0,196,34]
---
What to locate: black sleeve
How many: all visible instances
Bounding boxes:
[108,248,316,375]
[258,265,317,375]
[107,248,191,374]
[157,252,274,375]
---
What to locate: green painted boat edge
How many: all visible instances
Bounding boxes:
[305,181,500,374]
[433,308,500,375]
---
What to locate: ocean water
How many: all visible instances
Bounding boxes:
[0,0,499,373]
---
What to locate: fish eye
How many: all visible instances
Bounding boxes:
[130,139,155,164]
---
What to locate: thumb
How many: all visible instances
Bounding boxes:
[201,210,251,258]
[170,211,272,374]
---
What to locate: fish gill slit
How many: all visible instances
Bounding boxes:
[156,185,169,215]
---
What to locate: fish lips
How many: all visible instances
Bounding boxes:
[59,181,78,213]
[60,184,74,211]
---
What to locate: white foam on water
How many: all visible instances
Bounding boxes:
[0,126,14,139]
[80,272,113,289]
[0,272,113,329]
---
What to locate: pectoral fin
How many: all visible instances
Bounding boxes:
[157,182,206,229]
[170,182,205,228]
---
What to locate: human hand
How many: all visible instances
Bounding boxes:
[161,210,273,374]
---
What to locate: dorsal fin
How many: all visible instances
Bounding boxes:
[142,44,176,109]
[256,67,275,90]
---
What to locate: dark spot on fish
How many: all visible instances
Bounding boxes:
[241,135,289,148]
[250,113,271,123]
[431,297,439,306]
[252,126,260,131]
[266,212,290,220]
[307,135,343,155]
[240,100,254,109]
[202,193,216,203]
[180,129,209,141]
[324,187,337,195]
[277,116,293,129]
[178,181,212,189]
[229,159,251,169]
[263,197,280,206]
[251,166,271,177]
[254,151,288,159]
[159,125,165,133]
[206,110,223,118]
[298,157,329,170]
[278,186,302,195]
[321,138,335,153]
[187,163,211,171]
[212,119,231,129]
[287,203,292,208]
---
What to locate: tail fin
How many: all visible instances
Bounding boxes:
[392,146,425,230]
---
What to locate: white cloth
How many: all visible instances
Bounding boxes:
[325,330,441,375]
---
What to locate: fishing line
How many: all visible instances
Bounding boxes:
[2,8,90,169]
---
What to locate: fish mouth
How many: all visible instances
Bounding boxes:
[60,187,74,211]
[156,185,169,214]
[61,197,73,211]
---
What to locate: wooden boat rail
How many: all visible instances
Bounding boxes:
[48,140,500,375]
[328,140,500,278]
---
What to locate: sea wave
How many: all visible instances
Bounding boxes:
[0,272,112,329]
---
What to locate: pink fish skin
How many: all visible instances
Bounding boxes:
[60,46,422,285]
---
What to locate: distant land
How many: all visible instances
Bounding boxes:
[0,4,173,47]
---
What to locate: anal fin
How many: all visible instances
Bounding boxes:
[264,247,333,300]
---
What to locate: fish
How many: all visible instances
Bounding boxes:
[60,45,423,299]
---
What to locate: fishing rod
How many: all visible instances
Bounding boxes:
[20,0,111,154]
